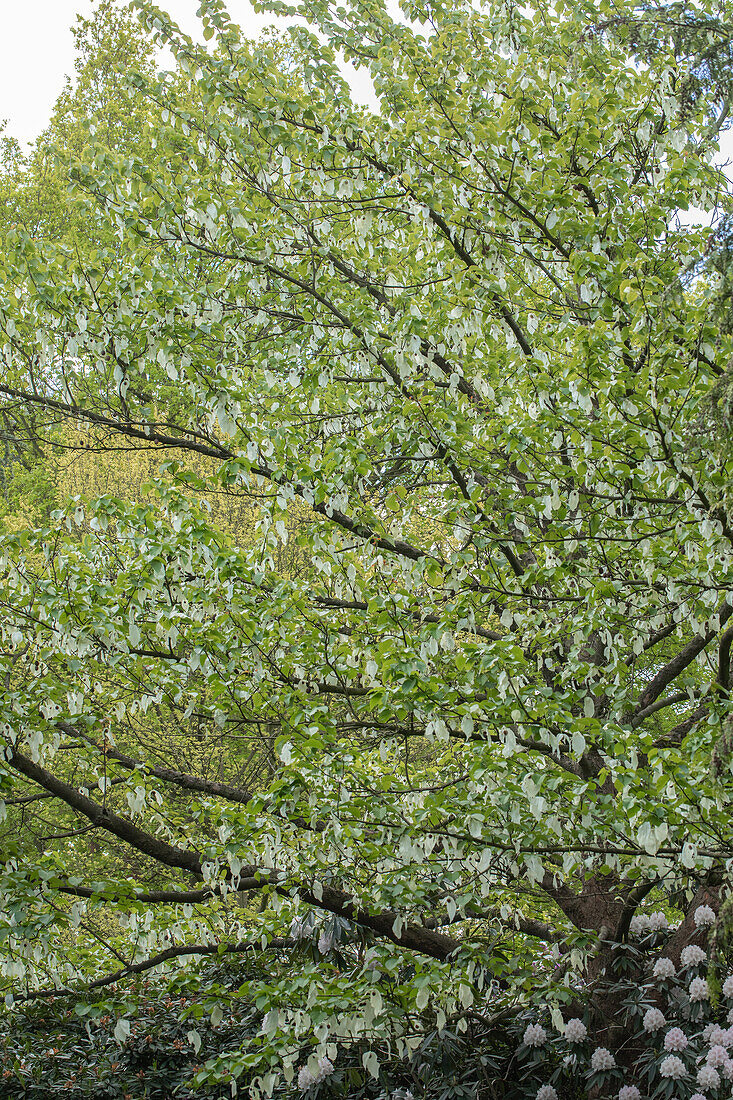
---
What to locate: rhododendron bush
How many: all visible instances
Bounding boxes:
[0,0,732,1095]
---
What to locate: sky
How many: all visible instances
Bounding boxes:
[0,0,379,148]
[0,0,731,202]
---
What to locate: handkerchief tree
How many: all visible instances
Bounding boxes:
[1,0,733,1095]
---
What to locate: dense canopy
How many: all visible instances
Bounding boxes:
[1,0,733,1096]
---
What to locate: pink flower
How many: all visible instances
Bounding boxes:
[643,1007,665,1032]
[618,1088,641,1100]
[694,904,716,927]
[707,1044,728,1068]
[681,945,707,967]
[564,1018,587,1042]
[689,976,710,1001]
[660,1055,686,1079]
[590,1047,615,1072]
[697,1065,721,1090]
[664,1028,687,1052]
[652,957,676,980]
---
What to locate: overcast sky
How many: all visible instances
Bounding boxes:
[1,0,730,218]
[0,0,380,147]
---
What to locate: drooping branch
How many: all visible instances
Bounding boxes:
[60,723,254,805]
[7,747,204,876]
[7,746,460,960]
[12,938,295,1002]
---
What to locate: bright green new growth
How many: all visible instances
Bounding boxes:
[0,0,732,1094]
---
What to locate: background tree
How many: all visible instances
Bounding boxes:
[0,0,732,1097]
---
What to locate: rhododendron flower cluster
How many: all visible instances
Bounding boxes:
[660,1054,686,1079]
[617,1088,641,1100]
[653,957,676,980]
[694,905,716,927]
[697,1064,721,1090]
[706,1043,729,1067]
[523,1023,547,1047]
[564,1018,587,1042]
[681,945,707,967]
[664,1027,687,1051]
[689,976,710,1002]
[590,1047,615,1071]
[643,1007,666,1032]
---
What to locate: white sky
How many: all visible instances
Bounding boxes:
[0,0,380,147]
[0,0,731,200]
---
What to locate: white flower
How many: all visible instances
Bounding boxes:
[697,1065,721,1090]
[664,1027,687,1051]
[728,1007,733,1024]
[707,1044,729,1068]
[708,1026,728,1047]
[724,1028,733,1048]
[681,945,707,967]
[694,905,716,928]
[689,976,710,1002]
[723,1058,733,1081]
[660,1055,686,1079]
[723,975,733,998]
[536,1087,558,1100]
[630,914,651,934]
[298,1066,316,1090]
[297,1056,334,1089]
[643,1007,666,1032]
[590,1047,615,1071]
[690,1094,708,1100]
[618,1088,641,1100]
[523,1023,548,1047]
[317,1057,334,1079]
[648,912,669,932]
[653,957,676,980]
[564,1018,588,1042]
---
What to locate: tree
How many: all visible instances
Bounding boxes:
[0,0,732,1095]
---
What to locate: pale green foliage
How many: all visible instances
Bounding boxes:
[0,0,731,1094]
